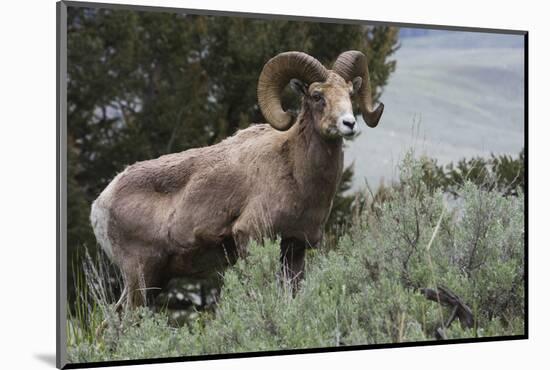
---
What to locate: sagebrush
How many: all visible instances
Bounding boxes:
[67,153,524,363]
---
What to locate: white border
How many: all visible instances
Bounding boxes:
[1,0,547,369]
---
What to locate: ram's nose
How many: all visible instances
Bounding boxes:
[342,119,356,130]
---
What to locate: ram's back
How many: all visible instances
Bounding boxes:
[90,124,284,260]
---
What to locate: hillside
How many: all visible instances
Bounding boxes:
[67,154,525,364]
[345,30,525,190]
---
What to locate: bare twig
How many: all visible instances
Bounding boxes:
[420,285,475,338]
[424,210,446,337]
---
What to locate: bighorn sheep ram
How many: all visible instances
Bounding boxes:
[90,50,384,309]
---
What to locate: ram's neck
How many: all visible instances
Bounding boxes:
[285,106,344,203]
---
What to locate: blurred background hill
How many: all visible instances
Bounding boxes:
[346,29,524,190]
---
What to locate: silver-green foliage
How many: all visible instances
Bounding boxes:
[67,153,524,363]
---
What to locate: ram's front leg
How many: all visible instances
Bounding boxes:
[280,238,306,293]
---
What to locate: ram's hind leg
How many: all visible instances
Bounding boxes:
[124,271,146,309]
[95,285,127,338]
[94,244,170,337]
[122,253,170,310]
[95,268,156,339]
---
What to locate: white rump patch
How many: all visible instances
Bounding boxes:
[90,170,126,261]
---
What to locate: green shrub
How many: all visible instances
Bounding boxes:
[67,151,524,363]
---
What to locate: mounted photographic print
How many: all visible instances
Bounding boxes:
[56,1,527,368]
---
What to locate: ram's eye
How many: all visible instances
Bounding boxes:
[312,92,323,102]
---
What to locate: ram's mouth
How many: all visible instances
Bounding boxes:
[342,131,358,139]
[337,123,358,139]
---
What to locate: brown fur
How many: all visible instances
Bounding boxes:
[91,71,360,308]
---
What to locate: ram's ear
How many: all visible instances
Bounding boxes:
[351,77,363,95]
[290,78,309,96]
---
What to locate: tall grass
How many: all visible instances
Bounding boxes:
[67,152,525,364]
[67,248,123,348]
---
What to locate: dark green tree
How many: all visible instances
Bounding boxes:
[418,149,525,197]
[66,6,400,293]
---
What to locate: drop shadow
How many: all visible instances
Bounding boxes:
[34,353,57,367]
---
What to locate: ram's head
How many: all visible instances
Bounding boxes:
[257,51,384,138]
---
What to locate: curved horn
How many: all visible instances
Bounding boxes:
[258,52,328,130]
[332,50,384,127]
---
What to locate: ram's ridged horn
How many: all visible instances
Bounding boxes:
[332,50,384,127]
[258,51,329,130]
